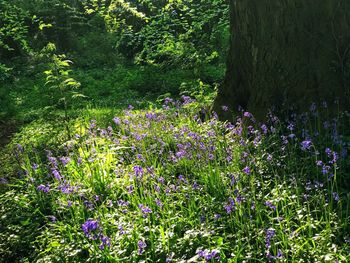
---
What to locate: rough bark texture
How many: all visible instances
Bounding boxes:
[214,0,350,120]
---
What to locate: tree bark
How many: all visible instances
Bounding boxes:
[214,0,350,120]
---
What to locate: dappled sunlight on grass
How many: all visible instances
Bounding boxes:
[1,98,349,261]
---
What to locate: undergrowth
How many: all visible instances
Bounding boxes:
[0,99,349,262]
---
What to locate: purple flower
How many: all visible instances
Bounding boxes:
[208,153,214,160]
[58,183,75,194]
[32,163,39,170]
[89,120,96,130]
[192,181,200,190]
[137,154,145,162]
[164,97,174,105]
[243,111,253,118]
[230,174,236,186]
[155,198,163,208]
[59,156,71,166]
[47,215,57,222]
[166,252,175,262]
[287,123,295,131]
[265,229,276,249]
[126,185,134,194]
[0,177,8,185]
[178,175,187,184]
[48,156,58,167]
[197,249,220,262]
[133,165,144,178]
[82,219,100,239]
[37,184,50,193]
[118,225,127,235]
[276,249,283,259]
[99,235,111,249]
[118,200,130,207]
[158,177,165,184]
[300,140,312,151]
[176,150,186,159]
[316,160,323,166]
[113,117,121,125]
[266,154,273,161]
[221,105,229,112]
[181,95,193,105]
[145,112,157,120]
[51,169,62,180]
[16,144,24,153]
[138,240,147,255]
[138,204,152,217]
[214,214,221,220]
[322,165,330,175]
[265,201,276,210]
[261,124,268,134]
[242,166,251,175]
[288,133,296,139]
[330,151,338,164]
[83,200,94,210]
[224,198,235,214]
[333,192,340,202]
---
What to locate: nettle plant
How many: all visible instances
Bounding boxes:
[43,43,84,138]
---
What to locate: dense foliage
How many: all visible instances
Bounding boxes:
[1,1,350,262]
[0,0,228,124]
[1,99,349,262]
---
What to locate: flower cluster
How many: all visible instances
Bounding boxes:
[10,98,350,261]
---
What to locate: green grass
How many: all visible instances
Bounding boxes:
[1,99,349,262]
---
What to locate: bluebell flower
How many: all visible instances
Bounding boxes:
[138,204,152,217]
[126,185,134,194]
[224,198,235,214]
[325,148,332,157]
[47,215,57,222]
[0,178,8,185]
[37,184,50,193]
[82,219,100,239]
[265,229,276,249]
[155,198,163,208]
[300,140,312,151]
[197,249,220,262]
[99,235,111,249]
[265,201,276,210]
[316,160,323,166]
[221,105,229,112]
[261,124,268,134]
[266,154,273,161]
[133,165,144,178]
[333,192,340,202]
[118,200,130,207]
[138,240,147,255]
[16,144,24,153]
[51,168,62,180]
[32,163,39,170]
[242,166,251,175]
[59,156,71,166]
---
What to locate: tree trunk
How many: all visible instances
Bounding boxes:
[214,0,350,120]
